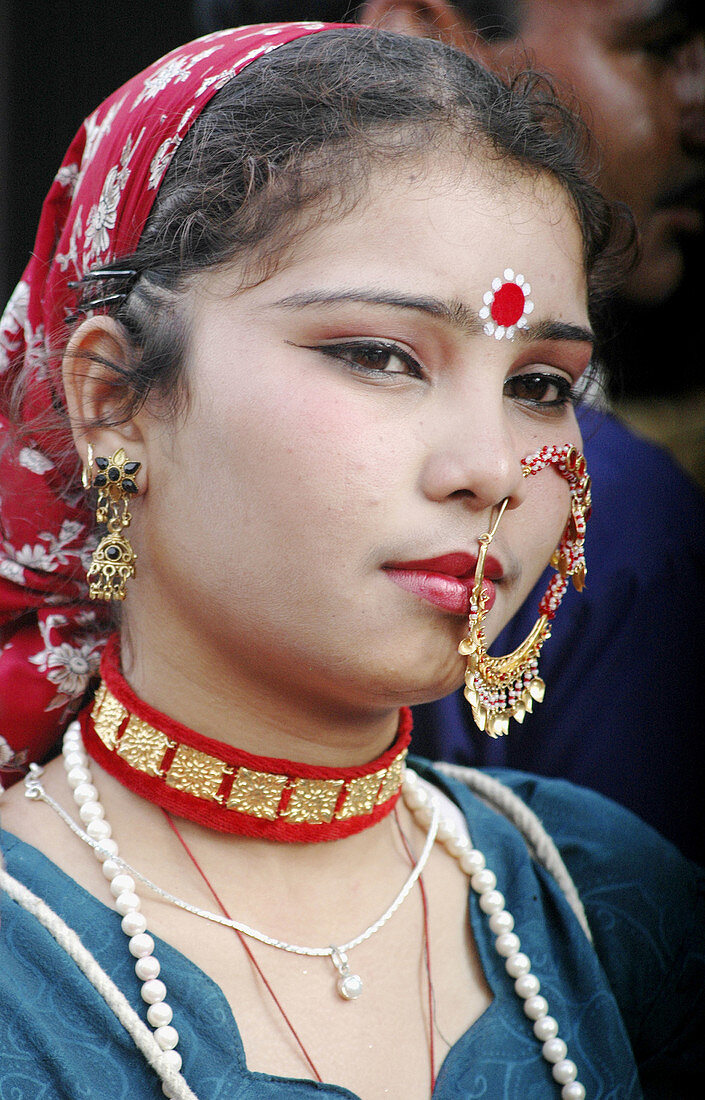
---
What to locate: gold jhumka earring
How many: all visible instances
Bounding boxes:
[84,445,141,601]
[458,443,591,737]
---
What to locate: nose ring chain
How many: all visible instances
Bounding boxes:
[458,443,591,737]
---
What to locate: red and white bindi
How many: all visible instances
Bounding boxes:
[479,268,534,340]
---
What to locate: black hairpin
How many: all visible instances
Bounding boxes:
[65,268,139,323]
[67,269,139,288]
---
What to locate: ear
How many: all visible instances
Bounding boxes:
[358,0,497,63]
[62,316,148,490]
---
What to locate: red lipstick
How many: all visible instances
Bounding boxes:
[384,552,503,616]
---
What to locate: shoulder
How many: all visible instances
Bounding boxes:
[418,761,705,1084]
[432,763,702,917]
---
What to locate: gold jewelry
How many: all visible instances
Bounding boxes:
[459,443,591,738]
[81,442,94,490]
[85,448,141,601]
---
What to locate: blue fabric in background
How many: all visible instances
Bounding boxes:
[412,409,705,864]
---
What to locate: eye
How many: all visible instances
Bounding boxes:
[310,340,424,379]
[626,17,693,65]
[505,371,574,409]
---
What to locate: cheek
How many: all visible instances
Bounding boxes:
[189,381,397,567]
[599,74,676,202]
[552,50,673,213]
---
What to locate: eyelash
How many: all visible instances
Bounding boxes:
[314,339,423,378]
[636,26,692,62]
[311,339,576,409]
[504,372,576,410]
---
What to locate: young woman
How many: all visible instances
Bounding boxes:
[0,22,701,1100]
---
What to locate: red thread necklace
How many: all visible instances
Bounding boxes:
[162,807,437,1091]
[83,633,411,843]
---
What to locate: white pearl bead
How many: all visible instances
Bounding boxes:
[542,1037,568,1063]
[436,818,455,843]
[129,933,155,958]
[552,1060,578,1085]
[414,803,434,827]
[443,834,470,858]
[154,1025,179,1050]
[494,932,521,957]
[147,1001,173,1028]
[122,911,148,936]
[73,782,99,805]
[66,765,91,789]
[162,1085,176,1099]
[470,869,497,894]
[135,955,161,981]
[79,801,105,824]
[63,750,88,770]
[115,891,141,915]
[527,1007,554,1029]
[561,1082,586,1100]
[478,889,505,914]
[102,858,122,881]
[110,874,136,898]
[157,1048,182,1072]
[86,818,112,841]
[141,978,167,1004]
[94,838,119,861]
[403,787,428,811]
[401,770,418,790]
[515,973,540,999]
[459,849,485,876]
[489,910,514,935]
[505,952,531,978]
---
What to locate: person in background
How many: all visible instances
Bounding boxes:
[195,0,705,863]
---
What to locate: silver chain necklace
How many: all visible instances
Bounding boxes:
[25,761,439,1000]
[24,725,587,1098]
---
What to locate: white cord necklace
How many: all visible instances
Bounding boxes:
[25,721,587,1099]
[25,751,438,1002]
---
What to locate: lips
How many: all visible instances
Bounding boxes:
[383,551,503,616]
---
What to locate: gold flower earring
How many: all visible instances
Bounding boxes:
[84,446,141,601]
[458,443,591,737]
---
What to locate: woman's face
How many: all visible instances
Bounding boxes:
[129,159,592,712]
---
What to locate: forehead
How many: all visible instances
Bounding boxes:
[520,0,689,31]
[225,157,589,323]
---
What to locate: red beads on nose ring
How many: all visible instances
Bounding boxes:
[458,443,591,737]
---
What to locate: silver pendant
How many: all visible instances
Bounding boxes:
[330,947,363,1000]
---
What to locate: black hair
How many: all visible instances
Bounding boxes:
[27,27,636,434]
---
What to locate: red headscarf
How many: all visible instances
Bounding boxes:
[0,22,337,783]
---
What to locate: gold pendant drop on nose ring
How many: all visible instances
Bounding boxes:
[458,444,591,737]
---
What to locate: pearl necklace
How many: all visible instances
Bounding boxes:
[27,721,587,1099]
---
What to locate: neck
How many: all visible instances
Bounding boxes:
[120,626,402,768]
[83,634,411,843]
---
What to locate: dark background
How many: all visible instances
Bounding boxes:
[1,0,195,306]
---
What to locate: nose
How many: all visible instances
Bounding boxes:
[419,389,528,513]
[676,32,705,153]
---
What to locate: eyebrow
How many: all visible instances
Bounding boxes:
[619,0,693,39]
[273,288,594,347]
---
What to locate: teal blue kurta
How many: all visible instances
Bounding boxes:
[1,763,703,1098]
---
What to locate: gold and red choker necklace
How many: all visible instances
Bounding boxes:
[82,634,411,842]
